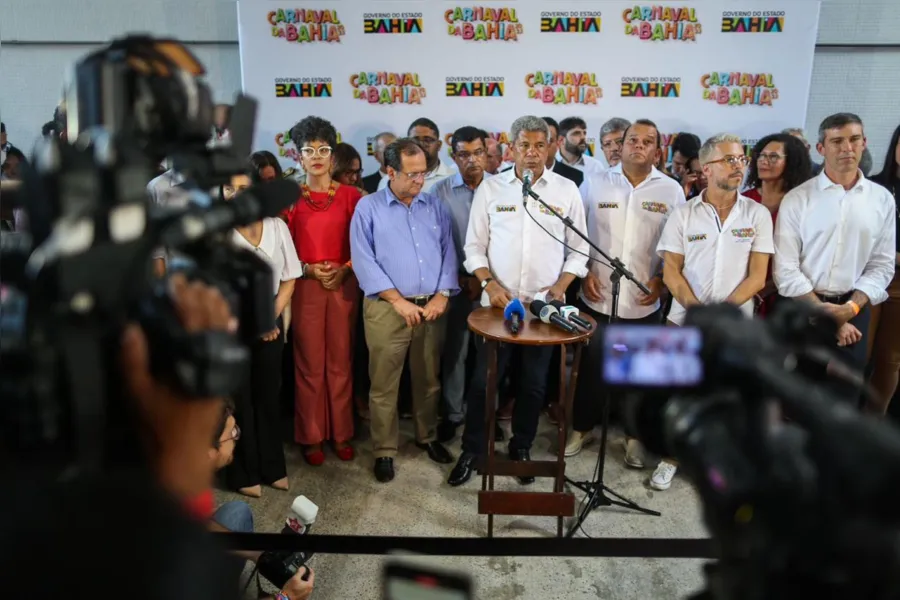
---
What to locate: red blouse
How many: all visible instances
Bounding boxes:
[287,184,362,265]
[743,188,777,223]
[744,187,777,316]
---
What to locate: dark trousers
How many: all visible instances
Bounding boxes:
[226,328,288,489]
[572,300,662,433]
[461,338,554,455]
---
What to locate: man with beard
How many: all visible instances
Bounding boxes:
[775,113,896,402]
[598,117,631,169]
[654,133,773,490]
[378,118,455,193]
[556,116,605,175]
[565,119,685,460]
[432,126,490,441]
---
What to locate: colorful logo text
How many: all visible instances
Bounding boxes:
[641,201,669,214]
[526,71,602,104]
[268,9,344,43]
[540,11,602,33]
[598,202,620,209]
[621,77,681,98]
[363,12,423,34]
[721,10,784,33]
[350,72,426,104]
[687,233,707,242]
[622,6,701,41]
[445,7,522,41]
[274,77,333,98]
[445,76,504,97]
[701,72,778,106]
[731,227,756,239]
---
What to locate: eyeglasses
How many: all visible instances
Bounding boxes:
[704,155,750,168]
[413,136,438,146]
[455,149,486,161]
[300,146,332,158]
[220,423,241,444]
[400,171,427,181]
[756,152,786,164]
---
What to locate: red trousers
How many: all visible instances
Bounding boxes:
[292,275,358,445]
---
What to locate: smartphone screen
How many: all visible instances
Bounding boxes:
[383,562,472,600]
[602,324,703,389]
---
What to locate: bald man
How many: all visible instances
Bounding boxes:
[484,138,503,175]
[362,132,397,193]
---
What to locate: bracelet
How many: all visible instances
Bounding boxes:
[275,592,290,600]
[847,300,861,316]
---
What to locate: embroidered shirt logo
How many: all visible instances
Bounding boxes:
[538,204,564,216]
[641,201,668,214]
[597,202,620,209]
[687,233,707,242]
[496,204,517,213]
[731,227,755,239]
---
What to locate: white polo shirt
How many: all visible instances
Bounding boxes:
[230,218,305,295]
[657,191,774,325]
[580,164,686,318]
[774,170,896,305]
[464,166,589,306]
[556,151,606,176]
[377,160,456,193]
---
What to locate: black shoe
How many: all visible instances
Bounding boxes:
[509,448,534,485]
[448,453,479,487]
[437,420,461,443]
[374,457,394,482]
[494,424,505,442]
[416,441,454,464]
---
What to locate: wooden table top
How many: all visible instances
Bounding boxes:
[467,305,596,345]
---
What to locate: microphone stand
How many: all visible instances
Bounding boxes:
[521,178,661,537]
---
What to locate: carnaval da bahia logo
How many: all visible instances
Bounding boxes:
[363,12,423,34]
[274,77,333,98]
[721,10,784,33]
[620,77,681,98]
[526,71,602,104]
[540,11,602,33]
[350,72,426,104]
[701,72,779,106]
[445,7,522,41]
[622,6,701,41]
[445,76,504,97]
[268,9,345,43]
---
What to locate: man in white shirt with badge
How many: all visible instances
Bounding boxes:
[654,133,774,490]
[774,113,896,401]
[565,119,685,460]
[447,115,589,487]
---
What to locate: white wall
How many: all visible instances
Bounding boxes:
[2,0,899,168]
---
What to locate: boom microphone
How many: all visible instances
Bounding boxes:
[503,297,526,335]
[530,299,576,333]
[549,300,593,331]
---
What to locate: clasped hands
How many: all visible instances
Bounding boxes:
[581,272,663,307]
[306,261,350,290]
[818,302,861,347]
[391,294,448,327]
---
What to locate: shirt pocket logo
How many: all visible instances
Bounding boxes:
[641,201,668,215]
[730,227,755,242]
[495,204,517,213]
[538,204,564,217]
[597,202,619,209]
[687,233,707,243]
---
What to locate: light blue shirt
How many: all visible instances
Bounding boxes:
[431,172,488,272]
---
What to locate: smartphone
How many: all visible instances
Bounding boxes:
[383,561,473,600]
[602,324,704,390]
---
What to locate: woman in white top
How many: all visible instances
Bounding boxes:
[224,173,305,498]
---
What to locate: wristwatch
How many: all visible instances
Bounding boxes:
[481,277,494,289]
[439,289,451,298]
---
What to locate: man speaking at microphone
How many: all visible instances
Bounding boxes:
[448,115,589,486]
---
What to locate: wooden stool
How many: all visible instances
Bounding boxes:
[467,305,596,537]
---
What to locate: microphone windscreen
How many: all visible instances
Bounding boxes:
[529,299,548,317]
[532,290,549,303]
[504,298,526,319]
[548,299,566,311]
[289,495,319,525]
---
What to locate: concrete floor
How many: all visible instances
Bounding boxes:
[216,417,710,600]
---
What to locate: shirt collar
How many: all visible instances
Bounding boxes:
[384,181,426,205]
[505,166,550,186]
[610,163,662,184]
[815,168,868,193]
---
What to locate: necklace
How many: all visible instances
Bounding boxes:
[302,181,337,212]
[711,200,736,212]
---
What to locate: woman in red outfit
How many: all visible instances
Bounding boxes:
[286,117,361,465]
[744,133,813,315]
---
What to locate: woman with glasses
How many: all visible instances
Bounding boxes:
[744,133,813,315]
[223,173,304,497]
[332,142,366,194]
[286,116,362,465]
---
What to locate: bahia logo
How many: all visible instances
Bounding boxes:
[622,5,701,41]
[350,71,426,104]
[363,11,423,34]
[540,10,602,33]
[274,77,333,98]
[445,76,505,97]
[701,72,779,106]
[620,76,681,98]
[268,9,345,43]
[526,71,602,104]
[445,6,522,41]
[721,10,785,33]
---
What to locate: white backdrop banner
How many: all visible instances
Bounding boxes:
[236,1,821,172]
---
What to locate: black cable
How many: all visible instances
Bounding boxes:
[522,200,613,272]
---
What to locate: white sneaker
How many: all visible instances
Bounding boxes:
[650,461,677,490]
[564,431,595,457]
[624,438,645,469]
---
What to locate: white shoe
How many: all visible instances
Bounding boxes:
[650,461,677,490]
[564,431,595,457]
[624,438,645,469]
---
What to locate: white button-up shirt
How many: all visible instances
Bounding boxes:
[556,151,606,176]
[774,170,896,305]
[464,167,590,306]
[377,160,456,193]
[230,218,305,295]
[580,164,686,318]
[657,192,775,325]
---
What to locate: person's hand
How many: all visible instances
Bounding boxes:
[422,294,449,321]
[485,280,514,309]
[120,274,237,500]
[321,265,349,290]
[392,298,425,327]
[836,322,862,347]
[281,566,315,600]
[820,302,854,326]
[261,327,281,342]
[307,262,334,282]
[541,281,569,303]
[681,172,698,197]
[581,272,604,303]
[637,277,663,306]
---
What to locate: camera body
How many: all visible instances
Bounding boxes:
[257,496,319,588]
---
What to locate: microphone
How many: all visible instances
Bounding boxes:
[503,297,526,335]
[521,168,533,205]
[283,495,319,534]
[549,300,593,331]
[160,178,299,248]
[530,299,577,333]
[258,495,319,588]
